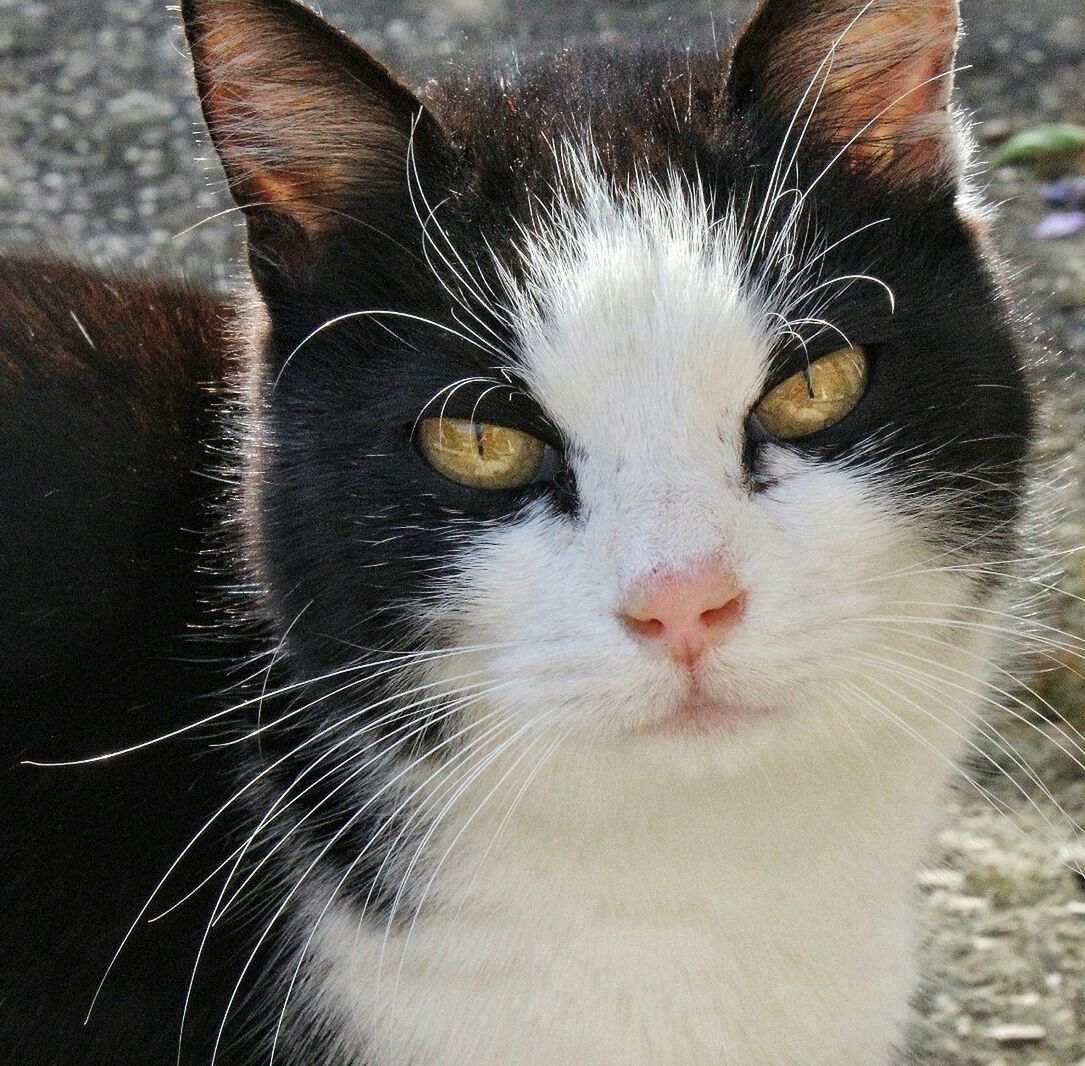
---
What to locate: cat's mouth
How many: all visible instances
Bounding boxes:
[639,694,774,738]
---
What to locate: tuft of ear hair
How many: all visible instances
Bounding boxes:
[182,0,442,271]
[728,0,961,182]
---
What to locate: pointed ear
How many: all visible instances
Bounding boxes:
[728,0,961,181]
[182,0,442,271]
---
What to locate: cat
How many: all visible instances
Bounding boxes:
[2,0,1038,1062]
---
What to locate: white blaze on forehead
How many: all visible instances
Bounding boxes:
[502,149,774,475]
[491,148,782,586]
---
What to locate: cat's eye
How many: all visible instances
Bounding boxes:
[416,417,547,490]
[752,346,868,441]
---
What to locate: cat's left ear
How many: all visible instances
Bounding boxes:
[182,0,444,274]
[727,0,962,182]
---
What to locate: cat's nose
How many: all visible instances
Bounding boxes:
[618,566,746,667]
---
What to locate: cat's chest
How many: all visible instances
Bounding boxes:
[304,744,934,1066]
[326,892,763,1065]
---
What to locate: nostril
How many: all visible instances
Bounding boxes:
[700,593,746,632]
[622,615,666,640]
[619,566,746,656]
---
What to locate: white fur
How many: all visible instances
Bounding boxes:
[302,152,1003,1065]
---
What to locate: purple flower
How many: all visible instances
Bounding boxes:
[1040,176,1085,210]
[1034,210,1085,240]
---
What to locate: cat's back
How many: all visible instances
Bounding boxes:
[1,257,249,1064]
[0,256,230,727]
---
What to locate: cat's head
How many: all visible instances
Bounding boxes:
[185,0,1032,766]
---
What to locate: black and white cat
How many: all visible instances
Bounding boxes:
[4,0,1037,1062]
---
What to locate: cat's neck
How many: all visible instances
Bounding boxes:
[450,703,961,876]
[307,689,968,1066]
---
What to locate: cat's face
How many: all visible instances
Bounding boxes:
[186,0,1032,768]
[396,179,1030,766]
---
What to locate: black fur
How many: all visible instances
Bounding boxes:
[0,259,259,1063]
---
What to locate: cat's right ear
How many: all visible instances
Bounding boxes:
[182,0,444,284]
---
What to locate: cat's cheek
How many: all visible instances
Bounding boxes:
[412,453,985,758]
[727,465,961,666]
[744,459,996,730]
[414,510,681,734]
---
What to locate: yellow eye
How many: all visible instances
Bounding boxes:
[417,417,546,490]
[753,346,868,441]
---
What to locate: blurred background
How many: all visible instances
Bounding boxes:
[2,1,1084,1063]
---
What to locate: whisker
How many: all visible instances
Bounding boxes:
[273,310,503,390]
[394,722,573,997]
[848,654,1082,837]
[186,690,504,1060]
[23,642,501,766]
[226,705,517,1064]
[860,627,1085,769]
[383,719,553,1006]
[840,679,1023,822]
[209,681,514,927]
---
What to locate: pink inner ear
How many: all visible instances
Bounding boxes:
[202,76,346,226]
[825,6,958,175]
[733,0,961,181]
[186,0,429,234]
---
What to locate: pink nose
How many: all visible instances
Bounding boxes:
[618,565,746,667]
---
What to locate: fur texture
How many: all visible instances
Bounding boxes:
[179,0,1031,1058]
[4,0,1037,1063]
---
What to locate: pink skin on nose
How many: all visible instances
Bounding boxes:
[618,565,746,668]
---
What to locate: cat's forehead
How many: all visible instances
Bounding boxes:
[500,152,773,465]
[426,47,731,184]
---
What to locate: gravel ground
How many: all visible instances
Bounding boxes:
[3,1,1085,1062]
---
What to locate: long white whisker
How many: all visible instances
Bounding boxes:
[395,722,572,998]
[840,679,1022,822]
[862,628,1085,766]
[256,708,519,1063]
[384,719,553,1007]
[180,682,506,1062]
[209,681,514,927]
[748,0,878,258]
[273,310,501,390]
[849,653,1082,836]
[798,64,964,214]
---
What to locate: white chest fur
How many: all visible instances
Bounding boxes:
[308,700,969,1066]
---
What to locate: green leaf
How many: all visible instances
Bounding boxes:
[991,123,1085,167]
